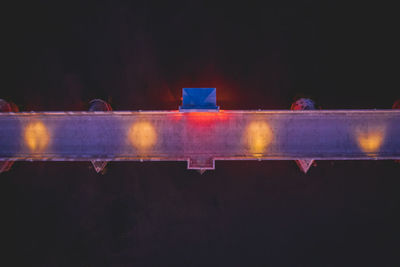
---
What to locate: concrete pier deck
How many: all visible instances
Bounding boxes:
[0,110,399,170]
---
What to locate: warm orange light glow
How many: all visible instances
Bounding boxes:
[24,121,50,151]
[356,130,385,154]
[129,121,157,150]
[245,121,273,155]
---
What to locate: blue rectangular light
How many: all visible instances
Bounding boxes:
[179,88,219,112]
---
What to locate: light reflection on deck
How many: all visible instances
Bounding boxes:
[244,121,273,156]
[24,121,50,152]
[128,121,157,151]
[356,129,385,155]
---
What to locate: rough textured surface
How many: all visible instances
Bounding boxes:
[89,99,112,173]
[1,111,399,168]
[0,99,17,173]
[291,98,316,172]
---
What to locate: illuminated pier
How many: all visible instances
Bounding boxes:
[0,110,399,171]
[0,89,399,173]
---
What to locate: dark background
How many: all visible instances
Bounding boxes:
[1,1,400,266]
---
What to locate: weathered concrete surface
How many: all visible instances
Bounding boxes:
[0,99,18,173]
[0,110,399,169]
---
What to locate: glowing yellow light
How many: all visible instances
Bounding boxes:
[24,121,50,151]
[129,121,157,150]
[356,129,385,154]
[245,121,273,155]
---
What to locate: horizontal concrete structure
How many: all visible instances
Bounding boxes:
[0,110,399,170]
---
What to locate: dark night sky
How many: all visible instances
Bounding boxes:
[1,1,400,266]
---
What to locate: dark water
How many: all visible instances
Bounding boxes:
[1,1,400,266]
